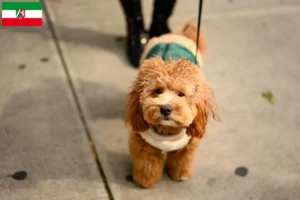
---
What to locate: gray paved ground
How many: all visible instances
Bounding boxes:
[1,0,300,200]
[0,6,109,200]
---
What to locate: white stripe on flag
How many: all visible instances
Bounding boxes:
[2,10,42,18]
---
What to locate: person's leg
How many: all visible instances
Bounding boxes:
[119,0,148,68]
[149,0,177,38]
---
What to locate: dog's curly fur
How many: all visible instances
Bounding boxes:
[126,21,220,188]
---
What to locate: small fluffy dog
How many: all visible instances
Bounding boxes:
[126,21,220,188]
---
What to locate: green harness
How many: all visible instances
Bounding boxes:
[145,42,200,67]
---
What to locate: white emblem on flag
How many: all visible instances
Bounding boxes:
[16,8,25,20]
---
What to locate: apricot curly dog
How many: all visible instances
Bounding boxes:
[126,21,220,188]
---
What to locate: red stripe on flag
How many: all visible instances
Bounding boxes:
[2,18,42,26]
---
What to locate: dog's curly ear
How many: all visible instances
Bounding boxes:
[186,87,220,139]
[125,83,149,133]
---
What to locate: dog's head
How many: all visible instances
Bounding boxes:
[126,57,219,138]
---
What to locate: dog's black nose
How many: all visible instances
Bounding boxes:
[160,104,172,116]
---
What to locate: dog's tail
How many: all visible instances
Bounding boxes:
[181,20,206,55]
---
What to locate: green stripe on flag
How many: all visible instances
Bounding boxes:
[2,2,42,10]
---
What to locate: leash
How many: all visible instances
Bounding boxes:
[195,0,203,62]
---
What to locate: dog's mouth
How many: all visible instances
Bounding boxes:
[162,116,170,121]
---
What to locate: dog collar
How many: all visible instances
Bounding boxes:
[151,127,186,141]
[140,128,191,152]
[145,42,200,67]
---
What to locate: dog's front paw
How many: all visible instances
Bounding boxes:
[167,168,192,182]
[133,174,158,188]
[177,176,191,181]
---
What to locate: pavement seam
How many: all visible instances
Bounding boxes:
[40,1,114,199]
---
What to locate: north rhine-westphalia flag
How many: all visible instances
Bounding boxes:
[2,2,43,26]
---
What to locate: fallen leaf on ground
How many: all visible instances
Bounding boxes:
[262,91,275,104]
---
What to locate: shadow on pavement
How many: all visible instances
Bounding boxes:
[1,24,126,61]
[79,80,127,120]
[0,77,130,190]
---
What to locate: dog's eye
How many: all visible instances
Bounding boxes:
[154,89,163,94]
[178,92,185,97]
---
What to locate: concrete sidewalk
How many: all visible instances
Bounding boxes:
[1,0,300,200]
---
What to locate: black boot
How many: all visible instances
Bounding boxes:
[149,0,177,38]
[119,0,148,68]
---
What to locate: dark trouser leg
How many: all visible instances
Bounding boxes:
[149,0,177,38]
[119,0,148,68]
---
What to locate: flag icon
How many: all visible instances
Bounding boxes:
[2,2,43,26]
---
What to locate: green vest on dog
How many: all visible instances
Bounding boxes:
[145,42,200,68]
